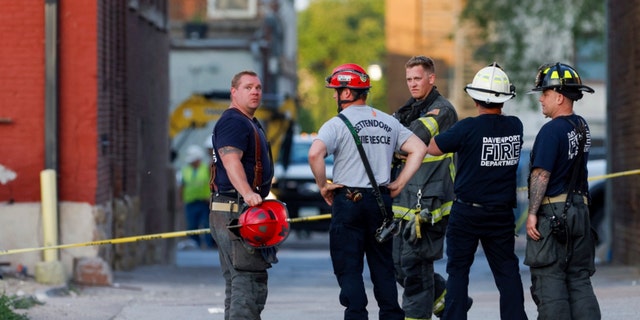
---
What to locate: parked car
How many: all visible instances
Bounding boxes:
[271,134,332,236]
[585,157,609,262]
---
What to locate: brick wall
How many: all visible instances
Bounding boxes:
[96,2,172,268]
[125,3,172,263]
[58,0,99,203]
[607,0,640,265]
[0,1,99,203]
[0,1,46,202]
[0,0,171,271]
[169,0,206,21]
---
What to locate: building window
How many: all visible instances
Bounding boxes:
[575,34,606,82]
[207,0,257,19]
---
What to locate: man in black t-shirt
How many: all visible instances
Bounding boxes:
[210,70,276,320]
[427,63,528,320]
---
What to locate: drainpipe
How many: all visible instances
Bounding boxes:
[45,0,59,172]
[40,0,62,277]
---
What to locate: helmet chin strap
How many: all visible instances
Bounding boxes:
[336,99,356,113]
[335,88,359,113]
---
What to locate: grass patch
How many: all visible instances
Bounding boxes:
[0,292,43,320]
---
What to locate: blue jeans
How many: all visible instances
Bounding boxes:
[330,188,404,320]
[185,200,215,248]
[443,202,527,320]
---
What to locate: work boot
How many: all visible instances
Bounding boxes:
[433,296,473,318]
[432,273,473,318]
[433,273,447,317]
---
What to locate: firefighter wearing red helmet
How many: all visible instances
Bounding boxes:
[325,63,372,112]
[525,62,600,319]
[310,62,428,319]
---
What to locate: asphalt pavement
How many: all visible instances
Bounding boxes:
[6,232,640,319]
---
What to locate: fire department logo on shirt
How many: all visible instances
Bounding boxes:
[567,129,590,160]
[480,135,521,166]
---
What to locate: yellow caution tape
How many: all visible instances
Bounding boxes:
[7,169,636,257]
[0,214,334,256]
[0,229,211,256]
[287,213,332,223]
[3,169,639,256]
[588,169,640,182]
[517,168,640,192]
[514,168,640,232]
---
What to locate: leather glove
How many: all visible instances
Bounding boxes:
[418,208,433,225]
[403,214,421,243]
[403,209,433,243]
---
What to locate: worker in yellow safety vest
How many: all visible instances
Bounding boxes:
[180,144,215,249]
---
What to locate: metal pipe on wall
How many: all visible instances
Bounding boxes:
[40,169,59,262]
[44,0,60,258]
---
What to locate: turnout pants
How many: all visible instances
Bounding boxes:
[525,195,601,320]
[210,194,271,320]
[393,217,448,319]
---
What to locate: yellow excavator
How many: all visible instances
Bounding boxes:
[169,90,298,163]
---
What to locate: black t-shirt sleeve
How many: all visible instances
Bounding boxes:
[434,118,469,153]
[215,116,251,152]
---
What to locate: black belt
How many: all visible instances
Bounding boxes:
[455,198,512,211]
[215,189,239,198]
[336,186,390,194]
[455,198,483,208]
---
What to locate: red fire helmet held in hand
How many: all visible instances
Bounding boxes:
[233,200,290,248]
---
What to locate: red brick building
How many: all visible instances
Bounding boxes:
[385,0,480,117]
[0,0,172,278]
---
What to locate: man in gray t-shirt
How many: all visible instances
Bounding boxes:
[308,63,426,320]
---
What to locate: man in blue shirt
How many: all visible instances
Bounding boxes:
[524,62,600,320]
[427,63,527,320]
[209,70,275,320]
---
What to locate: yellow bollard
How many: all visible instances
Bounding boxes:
[40,169,59,262]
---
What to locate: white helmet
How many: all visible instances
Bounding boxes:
[465,62,515,104]
[184,145,205,163]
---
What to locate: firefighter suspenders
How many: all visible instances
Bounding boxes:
[209,109,271,195]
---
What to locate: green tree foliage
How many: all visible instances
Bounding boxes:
[460,0,605,109]
[297,0,386,132]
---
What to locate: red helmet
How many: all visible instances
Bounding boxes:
[325,63,371,90]
[235,200,290,248]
